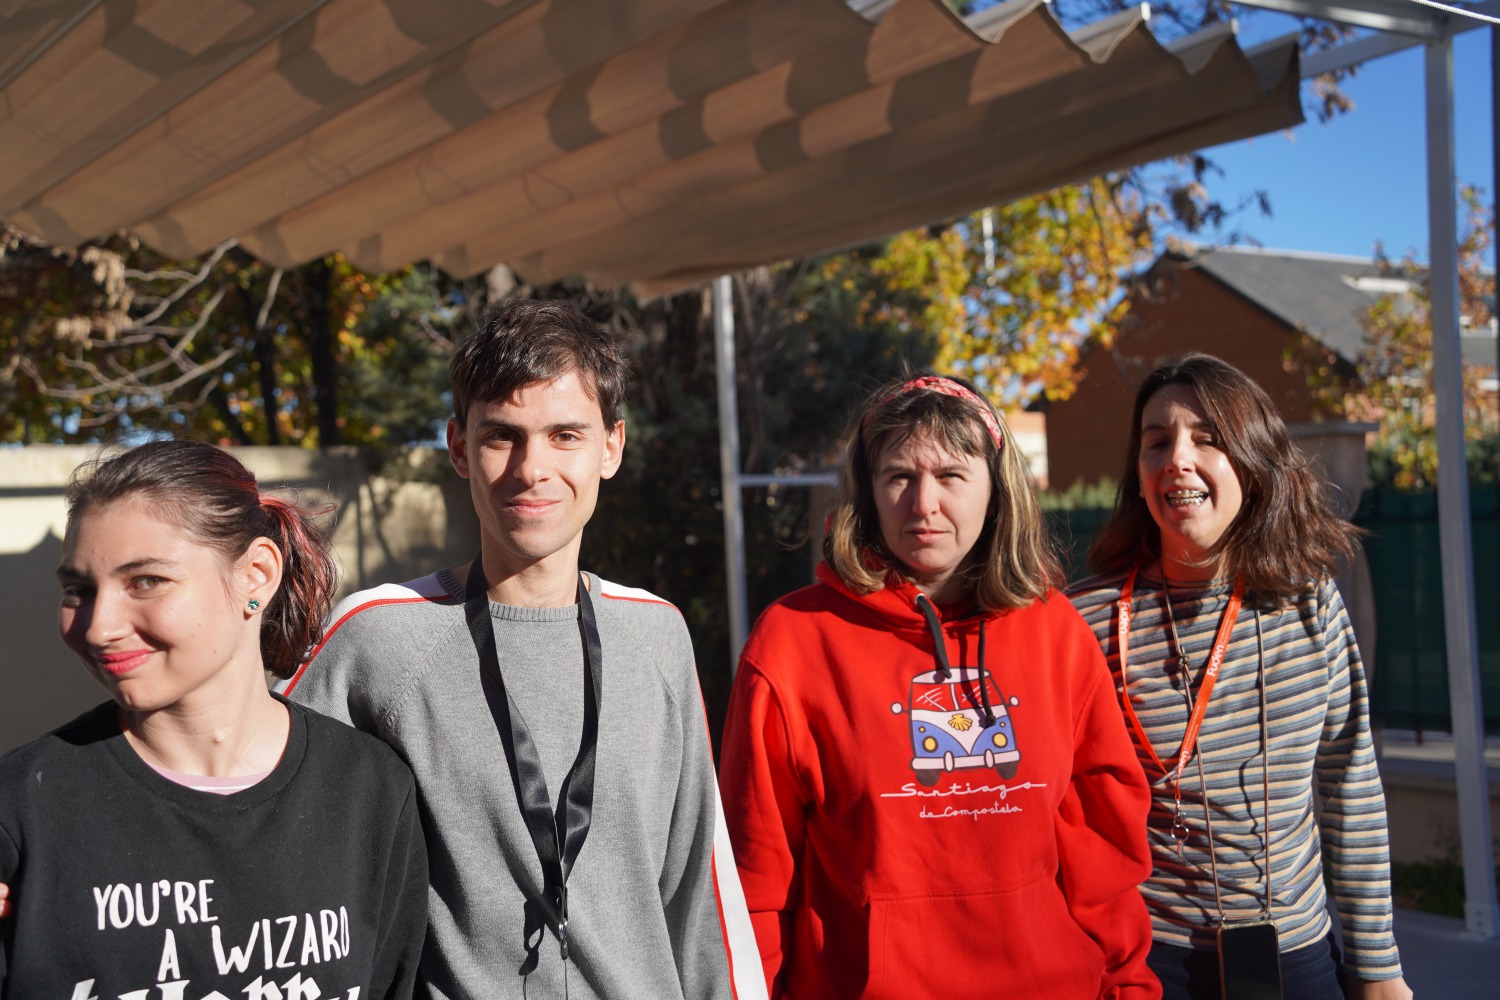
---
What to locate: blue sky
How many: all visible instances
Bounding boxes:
[1196,12,1494,265]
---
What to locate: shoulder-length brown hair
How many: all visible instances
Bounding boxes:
[824,373,1061,611]
[1087,353,1359,602]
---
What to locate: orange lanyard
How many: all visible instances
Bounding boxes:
[1117,566,1244,798]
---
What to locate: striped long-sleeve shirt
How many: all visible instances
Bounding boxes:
[1067,570,1402,980]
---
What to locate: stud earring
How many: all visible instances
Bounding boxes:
[247,599,261,612]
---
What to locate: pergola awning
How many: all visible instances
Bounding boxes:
[0,0,1301,294]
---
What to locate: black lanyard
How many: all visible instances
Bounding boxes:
[464,558,602,976]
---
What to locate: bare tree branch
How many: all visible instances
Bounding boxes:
[132,240,235,328]
[255,268,284,334]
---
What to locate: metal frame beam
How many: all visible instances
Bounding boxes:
[1424,35,1500,939]
[713,274,838,664]
[1231,0,1452,37]
[1297,29,1423,74]
[713,276,750,667]
[1245,2,1500,76]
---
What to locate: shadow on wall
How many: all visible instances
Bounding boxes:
[0,530,107,748]
[0,447,479,752]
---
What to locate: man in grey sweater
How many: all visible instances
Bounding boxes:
[277,299,765,999]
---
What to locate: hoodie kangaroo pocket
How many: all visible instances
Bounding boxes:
[871,874,1106,1000]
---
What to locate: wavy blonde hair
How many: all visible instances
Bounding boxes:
[823,373,1061,610]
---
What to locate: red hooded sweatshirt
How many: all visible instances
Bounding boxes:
[719,564,1157,1000]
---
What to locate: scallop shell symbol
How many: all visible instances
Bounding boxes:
[948,713,973,732]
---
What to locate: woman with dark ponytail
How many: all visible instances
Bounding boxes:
[0,440,427,999]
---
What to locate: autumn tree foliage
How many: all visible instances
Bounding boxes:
[1305,188,1497,489]
[0,226,469,447]
[730,175,1155,423]
[940,179,1156,405]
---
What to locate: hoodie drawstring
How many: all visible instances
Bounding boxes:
[914,593,997,727]
[914,594,953,679]
[976,620,996,727]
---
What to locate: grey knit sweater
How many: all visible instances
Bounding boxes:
[279,569,764,1000]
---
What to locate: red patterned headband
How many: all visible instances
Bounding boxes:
[862,376,1004,451]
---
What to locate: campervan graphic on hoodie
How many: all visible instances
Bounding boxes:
[719,563,1159,1000]
[900,666,1020,784]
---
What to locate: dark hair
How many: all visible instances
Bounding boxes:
[1087,353,1359,602]
[824,372,1061,610]
[451,298,629,428]
[64,441,338,678]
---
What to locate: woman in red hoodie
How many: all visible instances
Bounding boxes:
[719,373,1158,999]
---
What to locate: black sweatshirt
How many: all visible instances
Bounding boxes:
[0,697,427,1000]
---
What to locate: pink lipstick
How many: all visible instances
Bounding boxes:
[97,649,152,676]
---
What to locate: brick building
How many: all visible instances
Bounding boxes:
[1046,246,1497,490]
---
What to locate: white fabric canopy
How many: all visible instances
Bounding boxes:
[0,0,1301,292]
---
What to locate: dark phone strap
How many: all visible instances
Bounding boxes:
[464,557,602,976]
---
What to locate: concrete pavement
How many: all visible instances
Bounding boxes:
[1392,907,1500,997]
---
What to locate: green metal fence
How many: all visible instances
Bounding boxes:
[1049,485,1500,734]
[1354,486,1500,733]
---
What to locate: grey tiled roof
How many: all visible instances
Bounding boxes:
[1184,246,1495,369]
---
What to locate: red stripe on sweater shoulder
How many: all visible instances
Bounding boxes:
[597,580,677,610]
[602,593,673,606]
[281,584,451,694]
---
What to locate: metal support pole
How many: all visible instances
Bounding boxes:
[1425,36,1500,940]
[713,275,750,667]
